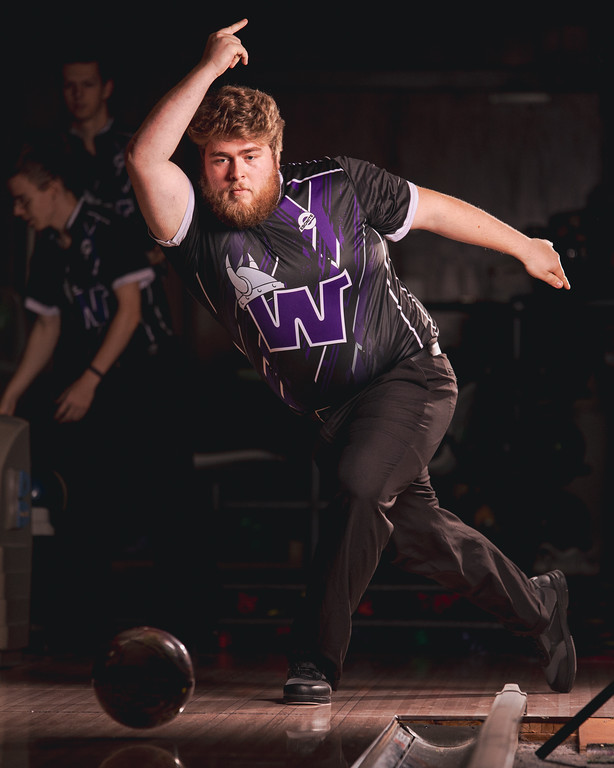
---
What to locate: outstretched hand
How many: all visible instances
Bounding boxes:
[202,19,249,79]
[521,238,571,290]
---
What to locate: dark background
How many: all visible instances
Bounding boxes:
[1,6,612,650]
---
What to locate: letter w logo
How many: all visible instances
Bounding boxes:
[246,270,351,352]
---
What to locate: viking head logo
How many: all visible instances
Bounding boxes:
[225,255,285,309]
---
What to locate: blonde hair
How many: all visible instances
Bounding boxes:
[188,85,285,159]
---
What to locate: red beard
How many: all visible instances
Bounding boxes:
[199,169,281,229]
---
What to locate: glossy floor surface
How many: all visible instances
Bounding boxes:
[1,638,613,768]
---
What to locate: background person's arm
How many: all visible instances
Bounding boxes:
[0,313,61,416]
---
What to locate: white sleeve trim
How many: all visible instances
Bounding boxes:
[24,298,60,316]
[112,267,156,292]
[150,183,195,247]
[385,181,418,243]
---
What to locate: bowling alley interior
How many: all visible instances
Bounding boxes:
[1,9,614,768]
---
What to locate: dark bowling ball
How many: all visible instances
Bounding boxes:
[92,626,195,728]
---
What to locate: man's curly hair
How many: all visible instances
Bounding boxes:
[187,85,285,159]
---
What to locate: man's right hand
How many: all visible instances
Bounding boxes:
[126,18,250,243]
[202,19,249,79]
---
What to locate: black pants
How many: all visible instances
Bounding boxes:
[289,353,550,687]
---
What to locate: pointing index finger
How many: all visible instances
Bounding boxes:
[223,19,248,35]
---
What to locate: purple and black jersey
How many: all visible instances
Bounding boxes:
[26,198,174,381]
[64,118,136,219]
[160,156,438,414]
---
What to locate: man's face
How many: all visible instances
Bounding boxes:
[62,62,112,124]
[199,138,280,229]
[8,175,57,231]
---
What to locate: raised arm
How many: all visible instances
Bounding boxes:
[413,186,570,291]
[125,19,250,241]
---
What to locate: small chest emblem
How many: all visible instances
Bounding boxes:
[298,211,317,232]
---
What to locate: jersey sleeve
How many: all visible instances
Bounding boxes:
[96,212,157,291]
[335,156,418,241]
[150,183,195,247]
[24,243,64,316]
[157,187,211,307]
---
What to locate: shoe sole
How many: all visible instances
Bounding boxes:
[283,670,332,705]
[283,695,331,705]
[283,687,331,705]
[546,569,577,693]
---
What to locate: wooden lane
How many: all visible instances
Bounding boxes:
[0,650,613,767]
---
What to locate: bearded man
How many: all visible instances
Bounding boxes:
[126,19,576,704]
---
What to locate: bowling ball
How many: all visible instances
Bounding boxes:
[92,626,195,728]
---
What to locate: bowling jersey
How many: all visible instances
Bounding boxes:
[62,119,157,257]
[26,197,174,381]
[158,156,439,414]
[64,118,136,218]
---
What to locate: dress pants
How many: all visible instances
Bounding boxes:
[289,353,550,688]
